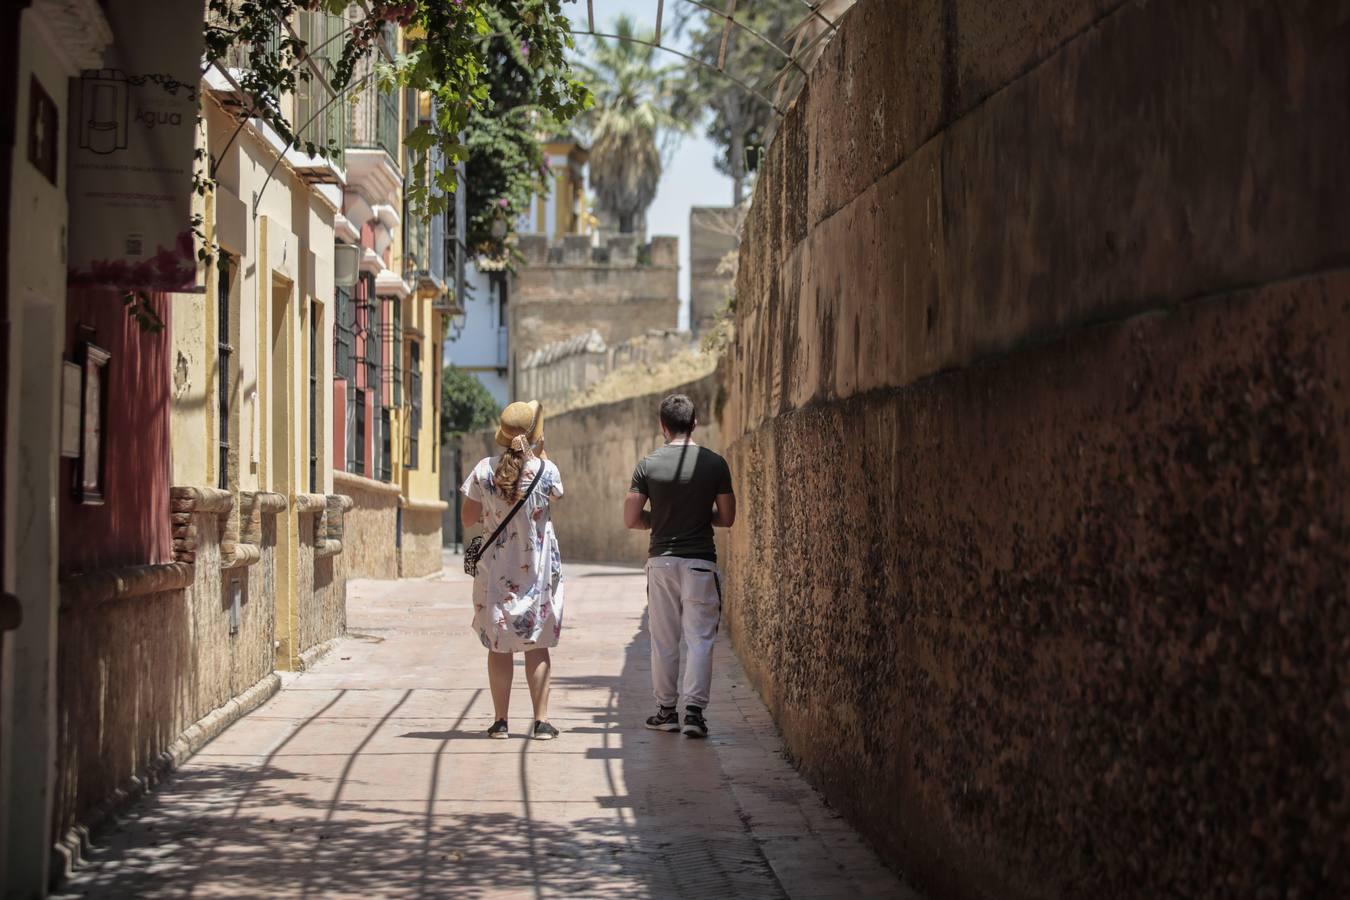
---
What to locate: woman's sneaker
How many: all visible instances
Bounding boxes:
[531,720,559,741]
[644,706,681,732]
[682,707,709,738]
[487,719,509,739]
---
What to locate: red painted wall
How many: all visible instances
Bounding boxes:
[59,288,172,576]
[333,378,347,471]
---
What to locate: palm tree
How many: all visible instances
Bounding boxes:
[577,16,683,234]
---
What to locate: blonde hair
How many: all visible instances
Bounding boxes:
[493,435,535,502]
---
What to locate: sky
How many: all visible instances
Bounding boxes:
[565,0,735,329]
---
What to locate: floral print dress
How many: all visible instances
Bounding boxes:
[460,456,565,652]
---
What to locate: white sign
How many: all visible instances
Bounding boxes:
[66,0,205,292]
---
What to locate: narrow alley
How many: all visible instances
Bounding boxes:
[54,556,910,900]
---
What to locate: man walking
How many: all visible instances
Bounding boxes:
[624,394,736,738]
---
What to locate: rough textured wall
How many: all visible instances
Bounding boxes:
[335,472,400,579]
[293,530,344,658]
[399,505,444,577]
[55,500,276,843]
[517,329,693,412]
[724,1,1350,898]
[465,372,724,565]
[689,207,739,336]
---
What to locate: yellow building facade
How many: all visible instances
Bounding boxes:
[331,22,448,581]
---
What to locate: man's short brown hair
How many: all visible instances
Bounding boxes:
[659,394,697,435]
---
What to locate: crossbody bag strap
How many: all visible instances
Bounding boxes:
[480,465,545,551]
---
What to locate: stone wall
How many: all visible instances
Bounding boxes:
[465,372,724,565]
[511,233,679,363]
[335,471,400,580]
[689,207,739,336]
[53,488,279,859]
[723,1,1350,898]
[516,329,694,411]
[400,503,445,578]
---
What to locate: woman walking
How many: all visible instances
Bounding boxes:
[460,400,565,740]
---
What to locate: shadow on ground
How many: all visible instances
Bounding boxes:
[57,612,783,900]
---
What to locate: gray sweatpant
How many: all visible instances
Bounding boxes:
[646,556,722,710]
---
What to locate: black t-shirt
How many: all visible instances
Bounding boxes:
[629,443,734,562]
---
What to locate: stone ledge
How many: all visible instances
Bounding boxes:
[400,497,450,513]
[298,635,344,671]
[50,672,281,884]
[334,470,402,497]
[222,543,262,570]
[293,492,329,513]
[59,563,195,612]
[170,485,234,514]
[242,491,288,515]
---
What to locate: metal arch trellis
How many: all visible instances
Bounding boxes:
[572,0,849,120]
[212,1,853,213]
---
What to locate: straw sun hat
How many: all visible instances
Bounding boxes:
[495,400,544,449]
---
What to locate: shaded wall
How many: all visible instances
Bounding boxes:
[723,1,1350,898]
[54,492,277,849]
[466,373,723,565]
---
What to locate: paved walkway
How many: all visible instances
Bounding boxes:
[57,557,913,899]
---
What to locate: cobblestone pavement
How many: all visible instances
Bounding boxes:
[56,557,915,899]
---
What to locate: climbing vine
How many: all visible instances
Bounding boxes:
[201,0,590,221]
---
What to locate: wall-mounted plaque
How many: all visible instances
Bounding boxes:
[60,361,81,458]
[75,341,110,505]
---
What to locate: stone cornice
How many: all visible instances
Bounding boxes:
[344,149,402,207]
[293,492,330,514]
[374,269,412,299]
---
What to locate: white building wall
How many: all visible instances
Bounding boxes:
[444,261,509,406]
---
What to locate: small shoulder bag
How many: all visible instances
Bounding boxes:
[463,466,545,577]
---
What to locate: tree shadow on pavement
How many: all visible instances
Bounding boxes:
[55,617,785,900]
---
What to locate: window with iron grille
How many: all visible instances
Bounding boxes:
[352,388,366,476]
[380,408,392,481]
[347,273,378,476]
[406,340,421,469]
[309,300,319,494]
[217,252,232,490]
[358,273,382,478]
[335,283,357,473]
[383,295,401,408]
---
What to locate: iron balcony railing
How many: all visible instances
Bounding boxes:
[293,11,346,170]
[350,86,399,158]
[349,26,400,160]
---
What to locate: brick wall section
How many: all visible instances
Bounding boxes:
[465,372,724,566]
[724,1,1350,898]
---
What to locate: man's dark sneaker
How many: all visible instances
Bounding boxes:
[531,720,559,741]
[645,706,681,732]
[487,719,509,739]
[682,706,709,738]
